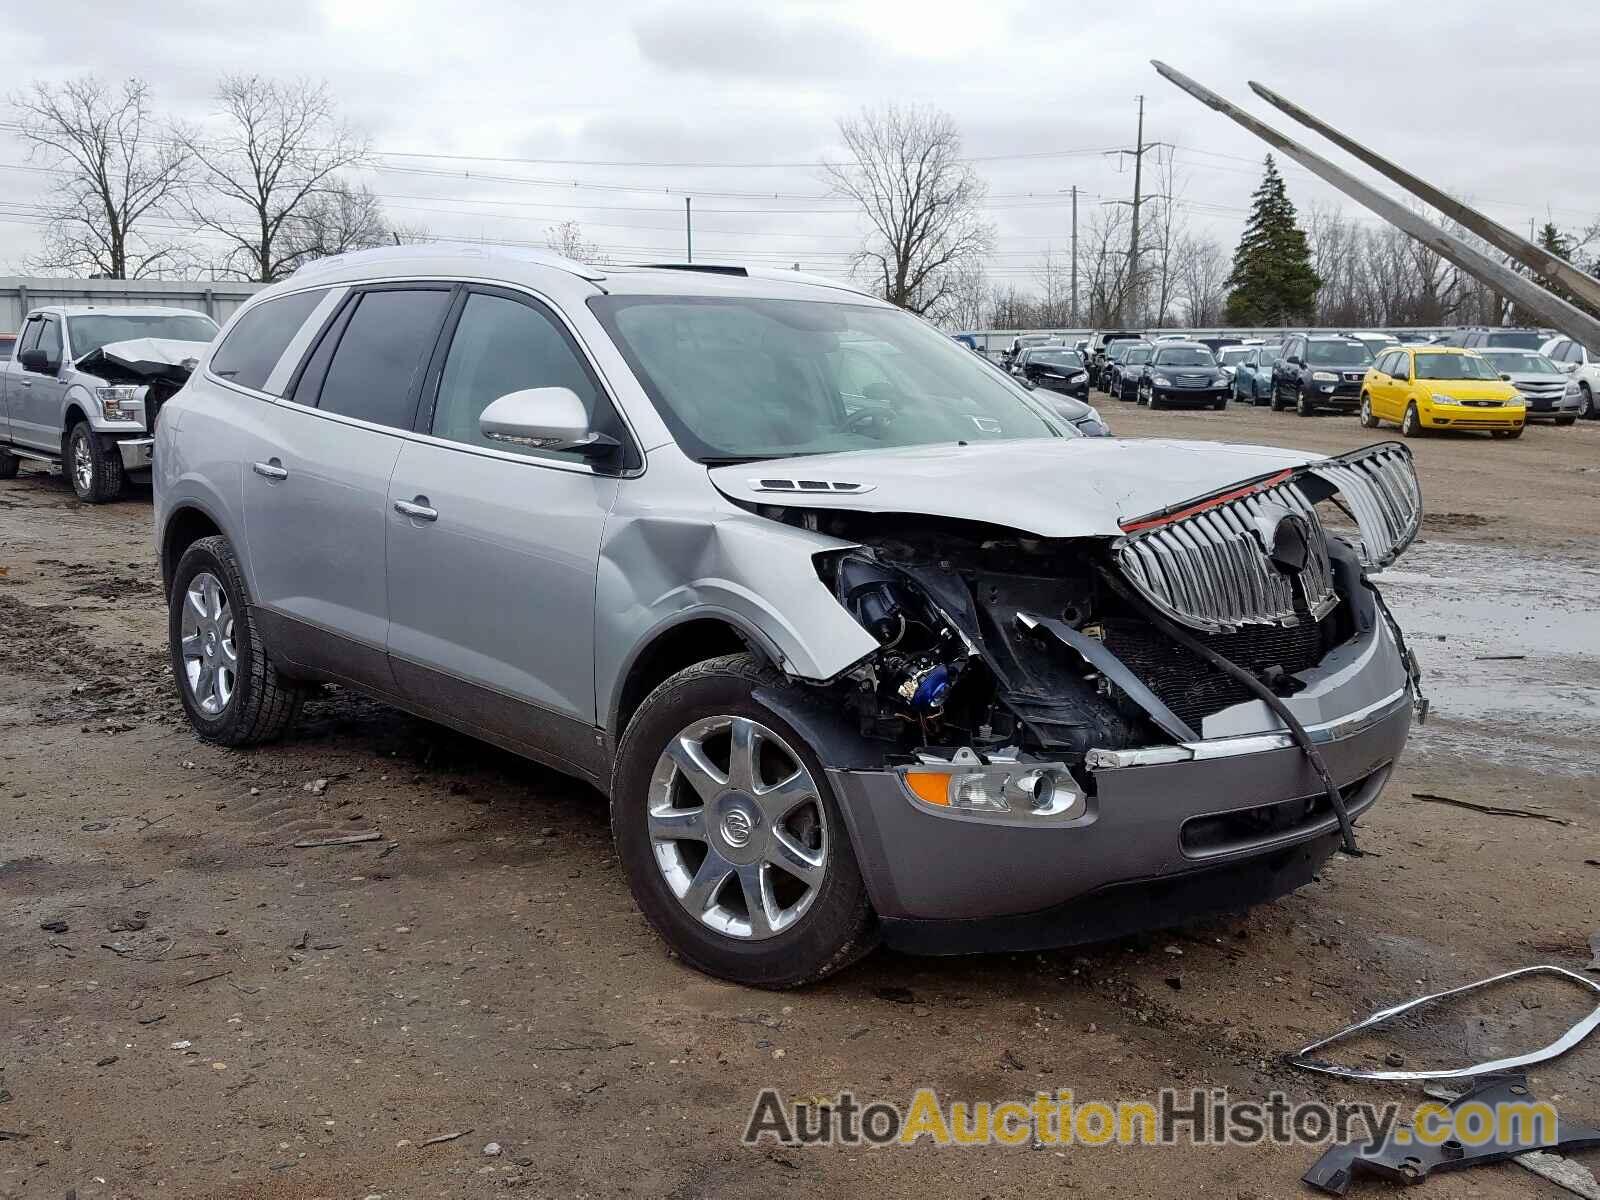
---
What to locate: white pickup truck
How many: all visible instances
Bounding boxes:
[0,305,218,502]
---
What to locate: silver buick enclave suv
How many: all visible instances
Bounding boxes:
[155,244,1424,988]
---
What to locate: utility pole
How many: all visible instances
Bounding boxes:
[1070,185,1079,327]
[685,197,693,262]
[1128,95,1145,325]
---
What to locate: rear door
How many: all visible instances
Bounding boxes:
[384,285,626,778]
[238,284,453,692]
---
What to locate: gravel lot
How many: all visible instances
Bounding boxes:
[2,400,1598,1199]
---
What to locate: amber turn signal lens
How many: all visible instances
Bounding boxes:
[901,771,951,806]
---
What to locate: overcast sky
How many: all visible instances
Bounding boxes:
[3,0,1598,291]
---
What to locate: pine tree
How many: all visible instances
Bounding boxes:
[1529,221,1599,321]
[1223,155,1320,326]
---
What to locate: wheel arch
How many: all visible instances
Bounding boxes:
[606,611,781,742]
[160,500,231,599]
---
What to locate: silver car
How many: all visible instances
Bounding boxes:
[155,245,1424,988]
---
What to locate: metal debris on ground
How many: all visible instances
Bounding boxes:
[1517,1151,1600,1200]
[418,1128,473,1147]
[1411,792,1571,826]
[292,831,383,848]
[1287,965,1600,1081]
[1588,931,1600,974]
[1302,1072,1600,1196]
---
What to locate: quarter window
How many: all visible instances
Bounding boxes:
[429,291,610,458]
[315,289,451,429]
[211,289,330,394]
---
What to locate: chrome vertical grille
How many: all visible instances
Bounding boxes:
[1116,479,1337,634]
[1307,442,1421,569]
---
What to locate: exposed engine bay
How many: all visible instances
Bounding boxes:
[76,337,210,430]
[750,443,1422,797]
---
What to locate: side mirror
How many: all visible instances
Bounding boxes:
[1500,373,1513,381]
[478,387,618,457]
[1560,361,1579,374]
[18,347,52,373]
[1285,356,1302,367]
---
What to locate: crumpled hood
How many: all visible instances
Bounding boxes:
[709,438,1327,538]
[76,337,212,384]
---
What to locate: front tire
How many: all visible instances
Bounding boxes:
[168,535,303,746]
[1556,416,1577,427]
[0,449,18,480]
[1359,393,1379,429]
[1580,383,1595,419]
[66,422,123,504]
[1295,388,1314,417]
[1401,402,1424,438]
[611,654,877,988]
[1269,383,1286,412]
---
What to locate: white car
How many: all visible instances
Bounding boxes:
[1539,336,1600,420]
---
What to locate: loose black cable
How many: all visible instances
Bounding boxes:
[1100,569,1363,856]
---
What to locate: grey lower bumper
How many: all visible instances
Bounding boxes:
[115,437,154,471]
[830,688,1411,925]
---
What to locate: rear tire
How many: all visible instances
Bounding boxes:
[66,421,123,504]
[169,535,303,746]
[611,653,877,988]
[1401,402,1424,438]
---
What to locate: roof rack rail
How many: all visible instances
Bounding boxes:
[638,263,748,277]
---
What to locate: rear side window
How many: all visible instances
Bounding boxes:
[210,289,330,393]
[315,289,451,429]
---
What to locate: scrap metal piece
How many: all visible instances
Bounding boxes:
[1247,80,1600,314]
[1150,60,1600,351]
[1302,1072,1600,1197]
[1288,965,1600,1082]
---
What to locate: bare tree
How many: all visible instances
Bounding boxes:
[12,76,190,278]
[825,104,993,316]
[1175,234,1228,326]
[943,263,990,330]
[1139,153,1188,327]
[544,219,609,264]
[181,76,370,281]
[277,179,394,268]
[1032,248,1072,326]
[1081,205,1133,325]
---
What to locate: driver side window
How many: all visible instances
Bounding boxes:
[429,290,612,461]
[36,318,62,368]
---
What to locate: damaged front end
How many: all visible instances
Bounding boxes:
[76,337,210,433]
[776,444,1421,809]
[711,442,1422,945]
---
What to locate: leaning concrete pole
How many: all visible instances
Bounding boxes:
[1248,80,1600,313]
[1151,61,1600,350]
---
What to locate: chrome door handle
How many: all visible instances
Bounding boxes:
[17,379,31,387]
[251,460,288,480]
[393,498,438,522]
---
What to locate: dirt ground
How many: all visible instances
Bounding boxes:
[2,400,1598,1199]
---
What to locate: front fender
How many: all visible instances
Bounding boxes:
[63,382,144,436]
[594,509,879,733]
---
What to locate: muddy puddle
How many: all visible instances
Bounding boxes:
[1373,539,1600,775]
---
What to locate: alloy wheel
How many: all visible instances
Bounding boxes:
[647,715,829,941]
[72,435,94,493]
[180,571,238,715]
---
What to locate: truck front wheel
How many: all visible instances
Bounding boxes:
[66,422,124,504]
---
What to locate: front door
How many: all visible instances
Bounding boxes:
[384,286,626,779]
[12,315,68,451]
[240,284,454,692]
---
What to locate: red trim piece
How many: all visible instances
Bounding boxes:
[1120,468,1295,533]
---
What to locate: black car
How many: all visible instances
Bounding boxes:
[1135,342,1231,410]
[1020,347,1090,398]
[1105,342,1155,401]
[1086,329,1144,387]
[1270,334,1374,415]
[1439,326,1553,351]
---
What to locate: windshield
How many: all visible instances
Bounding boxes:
[1305,340,1373,366]
[1106,342,1142,362]
[589,296,1062,461]
[1481,350,1559,375]
[1218,347,1251,365]
[1123,347,1153,365]
[1415,352,1501,381]
[1484,331,1546,350]
[69,312,218,360]
[1033,350,1083,368]
[1153,347,1216,368]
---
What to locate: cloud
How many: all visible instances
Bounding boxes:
[632,4,901,81]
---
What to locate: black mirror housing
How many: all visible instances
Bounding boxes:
[18,347,52,373]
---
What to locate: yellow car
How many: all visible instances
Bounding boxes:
[1359,346,1526,438]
